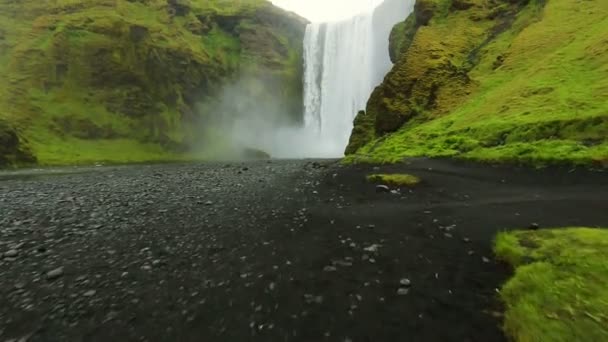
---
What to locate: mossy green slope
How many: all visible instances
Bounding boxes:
[0,0,306,167]
[346,0,608,167]
[494,228,608,341]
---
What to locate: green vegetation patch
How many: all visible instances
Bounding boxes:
[366,173,421,186]
[494,228,608,342]
[0,0,305,167]
[347,0,608,167]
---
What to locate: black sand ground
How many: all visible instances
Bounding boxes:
[1,159,606,342]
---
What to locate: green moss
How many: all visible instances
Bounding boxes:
[366,173,421,186]
[494,228,608,342]
[0,0,306,167]
[347,0,608,167]
[0,119,36,167]
[388,14,417,63]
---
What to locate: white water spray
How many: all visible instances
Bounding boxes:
[226,0,414,159]
[301,0,415,157]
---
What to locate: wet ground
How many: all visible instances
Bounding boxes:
[1,159,607,341]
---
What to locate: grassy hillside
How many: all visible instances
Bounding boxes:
[0,0,306,167]
[346,0,608,167]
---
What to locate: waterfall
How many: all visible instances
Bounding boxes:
[302,0,415,157]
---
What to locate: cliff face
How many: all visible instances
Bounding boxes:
[0,0,306,166]
[346,0,608,166]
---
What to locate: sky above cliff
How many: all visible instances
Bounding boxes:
[271,0,383,22]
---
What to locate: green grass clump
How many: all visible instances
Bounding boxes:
[366,173,421,186]
[494,228,608,342]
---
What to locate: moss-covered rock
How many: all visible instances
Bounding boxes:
[346,0,608,167]
[0,0,306,166]
[0,120,35,167]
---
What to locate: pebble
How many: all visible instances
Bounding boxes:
[4,249,18,258]
[323,266,337,272]
[400,278,411,287]
[46,267,64,280]
[482,257,491,263]
[364,244,381,253]
[376,185,390,193]
[83,290,96,297]
[11,242,25,249]
[528,223,540,230]
[304,294,324,304]
[397,288,410,295]
[333,260,353,267]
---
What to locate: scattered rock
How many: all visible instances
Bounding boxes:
[323,266,337,272]
[482,257,491,263]
[397,288,410,295]
[11,242,25,250]
[332,260,353,267]
[205,201,214,206]
[376,185,390,193]
[4,249,18,258]
[400,278,411,287]
[528,223,540,230]
[363,244,381,253]
[46,267,64,280]
[83,290,96,297]
[304,294,324,304]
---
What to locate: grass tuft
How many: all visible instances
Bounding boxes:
[366,173,421,186]
[494,227,608,342]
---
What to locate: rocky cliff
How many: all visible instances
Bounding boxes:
[346,0,607,167]
[0,0,306,166]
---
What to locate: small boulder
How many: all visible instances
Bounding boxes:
[376,185,390,193]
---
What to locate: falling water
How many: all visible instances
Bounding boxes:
[302,0,415,157]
